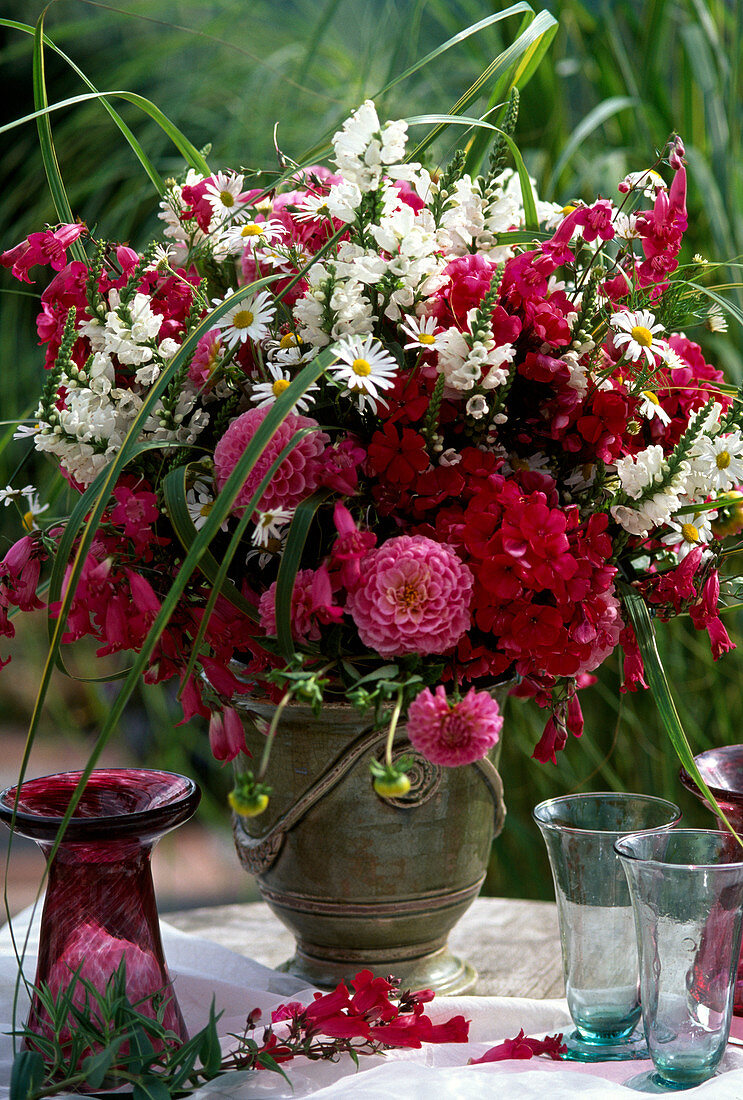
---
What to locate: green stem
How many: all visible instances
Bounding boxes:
[384,688,404,767]
[258,689,292,779]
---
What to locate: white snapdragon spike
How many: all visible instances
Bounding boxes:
[252,508,295,548]
[186,480,228,532]
[661,511,716,560]
[332,101,409,192]
[638,390,672,425]
[466,395,489,420]
[250,363,318,412]
[436,328,480,390]
[294,264,375,347]
[438,177,487,254]
[325,181,363,223]
[615,444,667,499]
[102,292,162,367]
[399,315,443,352]
[611,309,668,366]
[211,290,276,348]
[562,350,590,396]
[329,335,398,413]
[690,432,743,493]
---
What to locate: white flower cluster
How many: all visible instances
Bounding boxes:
[332,100,410,194]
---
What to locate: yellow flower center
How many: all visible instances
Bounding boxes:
[352,357,372,377]
[418,332,436,345]
[280,332,299,349]
[241,223,264,236]
[642,390,660,406]
[716,450,732,469]
[21,510,35,533]
[272,378,290,397]
[562,203,577,214]
[232,309,254,330]
[220,190,236,207]
[680,522,699,544]
[631,325,654,347]
[199,502,213,518]
[397,582,422,609]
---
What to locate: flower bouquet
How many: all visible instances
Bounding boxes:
[1,84,741,814]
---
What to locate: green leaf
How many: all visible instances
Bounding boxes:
[80,1042,123,1090]
[9,1050,45,1100]
[161,464,259,622]
[622,586,741,843]
[132,1079,172,1100]
[128,1024,156,1075]
[275,490,331,658]
[545,96,637,199]
[197,1013,222,1077]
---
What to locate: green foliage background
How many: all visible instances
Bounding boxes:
[1,0,742,899]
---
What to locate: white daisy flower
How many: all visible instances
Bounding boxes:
[219,219,286,254]
[661,511,716,560]
[251,507,295,548]
[637,390,671,425]
[186,480,228,532]
[293,194,333,222]
[12,422,41,440]
[250,363,318,411]
[0,484,35,506]
[706,303,728,333]
[211,290,276,348]
[399,315,443,352]
[611,309,668,366]
[20,489,49,531]
[204,171,246,222]
[692,433,743,493]
[329,335,399,414]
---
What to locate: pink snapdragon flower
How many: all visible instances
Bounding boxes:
[407,685,503,766]
[259,566,343,643]
[346,535,473,657]
[330,502,376,589]
[208,707,249,762]
[214,406,329,514]
[0,223,86,283]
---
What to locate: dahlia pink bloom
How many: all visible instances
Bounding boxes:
[214,406,329,514]
[407,685,503,766]
[346,535,473,656]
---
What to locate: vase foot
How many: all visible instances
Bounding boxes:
[277,944,477,994]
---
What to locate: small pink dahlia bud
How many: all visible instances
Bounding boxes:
[213,406,329,515]
[345,535,473,657]
[407,685,503,767]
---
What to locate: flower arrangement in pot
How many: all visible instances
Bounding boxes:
[2,47,743,987]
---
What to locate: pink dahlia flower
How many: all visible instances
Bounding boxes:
[407,685,503,766]
[346,535,473,656]
[214,406,329,514]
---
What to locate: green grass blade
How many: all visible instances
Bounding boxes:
[545,95,637,199]
[275,490,331,659]
[1,17,164,193]
[622,586,741,843]
[161,464,259,621]
[32,11,86,260]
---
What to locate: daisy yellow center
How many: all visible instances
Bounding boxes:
[220,190,236,207]
[562,203,577,214]
[717,450,732,469]
[352,357,372,377]
[232,309,254,330]
[631,325,653,347]
[200,502,213,518]
[681,522,699,543]
[642,390,660,405]
[280,332,299,349]
[397,582,422,609]
[21,510,35,533]
[272,378,290,397]
[418,333,436,345]
[241,223,264,236]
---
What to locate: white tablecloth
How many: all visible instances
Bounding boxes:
[3,909,743,1098]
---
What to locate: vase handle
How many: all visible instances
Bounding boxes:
[473,756,507,838]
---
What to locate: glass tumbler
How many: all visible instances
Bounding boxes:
[533,792,681,1061]
[617,829,743,1092]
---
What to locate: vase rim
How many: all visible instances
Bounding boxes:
[0,768,200,843]
[679,746,743,807]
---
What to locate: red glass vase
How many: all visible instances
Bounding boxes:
[0,769,200,1044]
[679,746,743,1016]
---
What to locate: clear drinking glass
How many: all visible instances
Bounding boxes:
[533,792,681,1061]
[616,829,743,1092]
